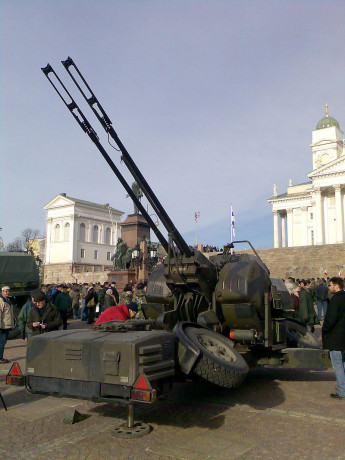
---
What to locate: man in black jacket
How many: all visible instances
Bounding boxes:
[322,277,345,400]
[27,291,62,336]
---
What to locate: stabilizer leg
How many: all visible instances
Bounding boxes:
[112,402,152,438]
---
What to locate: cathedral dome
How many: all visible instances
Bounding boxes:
[316,104,340,130]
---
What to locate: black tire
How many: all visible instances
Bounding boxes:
[286,322,321,349]
[184,327,249,389]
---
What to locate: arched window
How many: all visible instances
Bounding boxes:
[54,224,60,242]
[93,225,99,243]
[80,223,86,242]
[105,227,111,245]
[64,223,70,241]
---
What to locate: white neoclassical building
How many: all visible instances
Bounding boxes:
[44,194,123,267]
[268,106,345,248]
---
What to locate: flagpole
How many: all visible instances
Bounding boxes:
[230,204,233,244]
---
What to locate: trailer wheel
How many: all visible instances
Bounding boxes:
[184,327,248,389]
[286,322,321,349]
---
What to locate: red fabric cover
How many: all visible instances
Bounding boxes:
[95,304,130,324]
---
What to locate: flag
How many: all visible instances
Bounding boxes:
[231,207,235,238]
[324,270,328,276]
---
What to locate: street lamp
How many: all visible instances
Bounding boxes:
[194,211,200,246]
[150,247,158,259]
[149,214,159,226]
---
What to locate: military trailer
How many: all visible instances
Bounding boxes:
[0,252,39,339]
[7,58,330,437]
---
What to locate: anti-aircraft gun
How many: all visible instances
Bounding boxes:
[7,60,330,435]
[37,58,329,390]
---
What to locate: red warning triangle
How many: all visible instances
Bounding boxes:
[135,374,150,390]
[10,362,22,376]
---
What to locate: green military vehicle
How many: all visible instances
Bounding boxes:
[0,252,39,339]
[7,58,329,437]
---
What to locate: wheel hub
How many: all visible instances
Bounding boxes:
[197,333,237,363]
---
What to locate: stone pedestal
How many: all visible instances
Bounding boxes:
[120,214,150,248]
[107,270,137,291]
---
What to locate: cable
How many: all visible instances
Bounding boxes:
[107,133,121,151]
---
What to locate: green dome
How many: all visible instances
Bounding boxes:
[316,115,340,130]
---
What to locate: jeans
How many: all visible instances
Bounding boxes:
[81,299,87,320]
[0,329,9,360]
[316,299,327,320]
[330,350,345,397]
[86,307,95,324]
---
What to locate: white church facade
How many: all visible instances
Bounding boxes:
[44,194,123,269]
[268,106,345,248]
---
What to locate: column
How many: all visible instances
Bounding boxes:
[301,207,309,246]
[100,223,104,244]
[287,209,293,247]
[69,217,75,262]
[45,218,53,264]
[87,221,92,242]
[334,185,344,243]
[280,213,286,247]
[273,211,279,248]
[315,188,324,245]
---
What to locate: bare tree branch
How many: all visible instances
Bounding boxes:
[6,238,24,252]
[21,228,40,254]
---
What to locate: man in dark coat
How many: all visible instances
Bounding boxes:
[322,277,345,400]
[110,282,119,304]
[315,278,329,321]
[297,279,319,328]
[27,291,62,336]
[85,285,97,324]
[54,285,72,330]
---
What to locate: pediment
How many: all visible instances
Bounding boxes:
[308,156,345,178]
[44,194,75,210]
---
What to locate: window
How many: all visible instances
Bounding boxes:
[105,227,111,245]
[64,223,70,241]
[81,248,86,258]
[93,225,99,243]
[94,250,98,260]
[54,224,60,242]
[80,223,86,242]
[107,252,111,261]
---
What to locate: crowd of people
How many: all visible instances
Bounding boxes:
[284,276,334,325]
[0,281,148,363]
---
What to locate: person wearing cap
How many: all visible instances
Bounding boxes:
[119,284,133,306]
[27,291,62,336]
[94,302,138,324]
[54,285,72,330]
[133,282,147,320]
[18,292,36,339]
[0,286,14,364]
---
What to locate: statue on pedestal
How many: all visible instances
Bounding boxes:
[111,238,133,270]
[126,181,143,215]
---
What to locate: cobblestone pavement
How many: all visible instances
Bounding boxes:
[1,324,345,459]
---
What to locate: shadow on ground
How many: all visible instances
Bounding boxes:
[89,376,285,431]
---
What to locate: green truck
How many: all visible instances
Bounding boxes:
[0,252,39,338]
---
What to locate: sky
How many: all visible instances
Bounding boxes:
[1,0,345,250]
